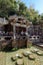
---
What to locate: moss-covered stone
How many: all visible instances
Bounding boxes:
[31,48,39,53]
[28,54,35,60]
[16,59,24,65]
[11,57,16,61]
[37,51,43,56]
[23,51,31,57]
[18,54,23,59]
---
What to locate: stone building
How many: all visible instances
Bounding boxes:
[0,15,43,50]
[39,20,43,43]
[0,15,32,50]
[8,15,32,48]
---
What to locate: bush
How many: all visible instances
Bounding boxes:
[12,47,18,51]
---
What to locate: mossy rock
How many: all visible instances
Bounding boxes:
[11,57,16,61]
[37,51,43,56]
[15,54,23,59]
[23,51,31,57]
[31,48,39,53]
[18,54,23,59]
[28,54,35,60]
[23,52,29,57]
[15,54,19,58]
[26,51,32,55]
[16,59,24,65]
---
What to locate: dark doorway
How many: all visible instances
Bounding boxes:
[3,23,13,40]
[4,23,13,33]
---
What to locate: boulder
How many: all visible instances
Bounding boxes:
[11,56,16,61]
[16,54,23,58]
[37,51,43,56]
[18,54,23,59]
[23,51,31,57]
[31,48,39,53]
[16,59,24,65]
[28,54,35,60]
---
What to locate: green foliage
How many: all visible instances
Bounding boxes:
[26,6,39,22]
[0,0,43,25]
[32,17,38,25]
[0,0,19,18]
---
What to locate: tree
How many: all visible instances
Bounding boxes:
[18,2,27,15]
[0,0,40,23]
[26,6,39,22]
[0,0,19,18]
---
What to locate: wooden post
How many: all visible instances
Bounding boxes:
[13,24,15,39]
